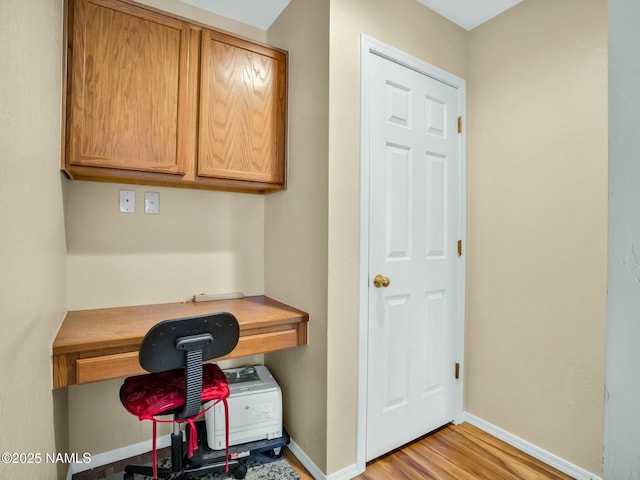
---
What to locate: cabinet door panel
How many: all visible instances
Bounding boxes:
[198,30,286,184]
[69,0,188,174]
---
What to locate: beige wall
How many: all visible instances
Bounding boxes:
[466,0,607,474]
[0,1,68,479]
[64,0,269,454]
[265,0,330,473]
[326,0,467,473]
[66,182,265,310]
[65,182,265,452]
[2,0,605,474]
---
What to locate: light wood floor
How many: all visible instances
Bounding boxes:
[285,422,574,480]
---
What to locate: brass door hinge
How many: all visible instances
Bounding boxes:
[457,240,463,257]
[455,363,460,379]
[457,116,463,133]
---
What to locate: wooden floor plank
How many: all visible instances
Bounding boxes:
[453,423,574,479]
[287,422,575,480]
[416,431,522,480]
[406,442,489,480]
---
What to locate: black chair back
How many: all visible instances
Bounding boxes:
[139,312,239,419]
[139,312,239,372]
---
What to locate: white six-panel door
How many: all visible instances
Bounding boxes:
[365,49,464,461]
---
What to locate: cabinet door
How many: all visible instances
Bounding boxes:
[68,0,190,175]
[198,30,287,184]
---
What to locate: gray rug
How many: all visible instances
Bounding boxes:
[99,455,301,480]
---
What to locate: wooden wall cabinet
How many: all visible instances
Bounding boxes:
[198,30,286,185]
[63,0,287,193]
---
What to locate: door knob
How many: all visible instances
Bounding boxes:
[373,274,390,288]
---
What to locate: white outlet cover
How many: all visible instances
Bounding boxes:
[144,192,160,214]
[119,190,135,213]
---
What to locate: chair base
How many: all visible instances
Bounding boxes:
[123,459,244,480]
[122,421,290,479]
[122,427,245,480]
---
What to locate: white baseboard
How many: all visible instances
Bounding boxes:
[287,438,327,479]
[287,439,360,480]
[65,434,172,480]
[326,463,361,480]
[462,412,602,480]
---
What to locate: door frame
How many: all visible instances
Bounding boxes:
[357,34,467,474]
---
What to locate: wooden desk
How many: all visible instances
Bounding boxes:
[53,295,308,388]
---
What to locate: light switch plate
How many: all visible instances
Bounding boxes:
[119,190,135,213]
[144,192,160,214]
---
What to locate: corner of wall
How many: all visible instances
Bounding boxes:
[0,0,69,477]
[465,0,607,474]
[264,0,330,473]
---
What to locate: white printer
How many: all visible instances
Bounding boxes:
[205,366,283,450]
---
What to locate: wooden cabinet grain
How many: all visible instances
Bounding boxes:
[63,0,287,193]
[67,0,191,175]
[198,30,286,184]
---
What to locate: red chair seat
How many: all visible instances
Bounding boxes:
[121,363,229,419]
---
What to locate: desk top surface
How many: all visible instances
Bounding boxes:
[53,295,309,356]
